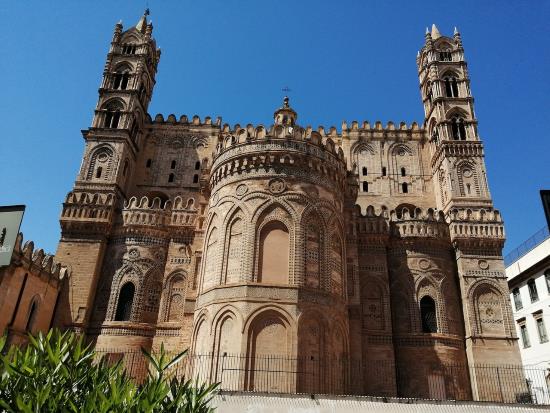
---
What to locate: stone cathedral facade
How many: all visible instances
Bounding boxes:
[54,14,522,398]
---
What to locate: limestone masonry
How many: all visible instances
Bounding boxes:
[53,12,523,398]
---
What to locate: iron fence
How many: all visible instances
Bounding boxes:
[95,350,550,405]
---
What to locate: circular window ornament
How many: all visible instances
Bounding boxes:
[128,248,140,260]
[478,260,489,270]
[268,178,286,194]
[97,153,109,163]
[236,184,248,196]
[463,169,473,178]
[419,259,431,270]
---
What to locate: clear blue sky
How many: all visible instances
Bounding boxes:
[0,0,548,255]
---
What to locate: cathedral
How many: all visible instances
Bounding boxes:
[53,11,523,399]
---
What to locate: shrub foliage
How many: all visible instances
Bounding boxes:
[0,330,217,412]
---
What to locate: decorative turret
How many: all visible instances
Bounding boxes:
[273,96,297,126]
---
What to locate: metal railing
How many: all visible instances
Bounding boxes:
[95,350,550,405]
[504,226,550,267]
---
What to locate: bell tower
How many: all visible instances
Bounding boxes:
[418,26,522,387]
[418,24,492,212]
[54,11,161,331]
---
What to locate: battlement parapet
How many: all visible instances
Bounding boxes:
[431,141,484,168]
[390,207,449,239]
[122,196,170,227]
[122,195,200,230]
[216,125,346,161]
[146,113,222,128]
[221,120,424,141]
[61,191,115,223]
[447,208,505,242]
[11,233,70,283]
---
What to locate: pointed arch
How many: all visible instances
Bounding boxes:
[202,220,220,290]
[302,209,324,288]
[86,144,115,181]
[25,295,41,333]
[469,281,509,336]
[114,282,135,322]
[161,271,188,322]
[455,159,480,196]
[224,210,244,284]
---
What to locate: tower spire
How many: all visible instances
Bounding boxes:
[431,24,441,39]
[136,8,149,32]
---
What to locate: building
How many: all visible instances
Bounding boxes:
[52,12,525,400]
[0,233,68,345]
[506,225,550,403]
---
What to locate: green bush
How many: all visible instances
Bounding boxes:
[0,330,218,412]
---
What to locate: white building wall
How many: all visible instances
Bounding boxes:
[506,236,550,404]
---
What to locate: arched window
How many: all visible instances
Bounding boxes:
[402,182,409,193]
[103,101,123,129]
[382,167,387,176]
[168,173,175,183]
[426,82,432,102]
[146,159,152,168]
[439,50,452,61]
[401,167,406,177]
[444,76,459,98]
[451,117,467,140]
[362,167,368,176]
[258,221,289,284]
[362,182,368,192]
[95,166,103,179]
[113,68,130,90]
[171,160,176,169]
[115,282,135,321]
[195,161,201,170]
[25,299,39,332]
[122,44,137,55]
[420,296,437,333]
[193,174,199,183]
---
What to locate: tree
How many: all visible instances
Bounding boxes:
[0,329,218,412]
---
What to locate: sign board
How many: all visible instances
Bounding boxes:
[0,205,25,267]
[541,190,550,229]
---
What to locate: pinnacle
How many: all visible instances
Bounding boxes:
[431,24,441,39]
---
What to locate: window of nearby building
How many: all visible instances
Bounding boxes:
[171,160,176,169]
[512,288,523,310]
[382,167,387,176]
[168,173,174,183]
[362,182,368,192]
[528,279,539,303]
[195,161,201,170]
[362,167,368,176]
[536,317,548,343]
[146,159,152,168]
[402,182,409,193]
[520,324,531,348]
[545,270,550,293]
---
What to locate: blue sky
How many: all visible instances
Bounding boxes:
[0,0,548,255]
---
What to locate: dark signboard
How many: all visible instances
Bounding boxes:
[0,205,25,267]
[541,191,550,229]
